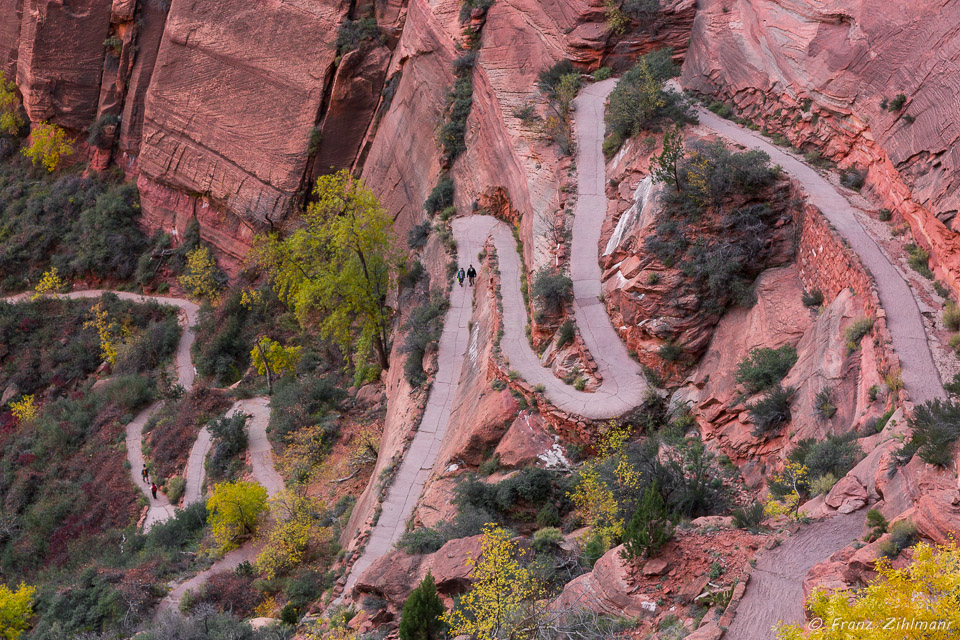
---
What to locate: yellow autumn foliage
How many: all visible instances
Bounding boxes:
[442,524,538,640]
[776,542,960,639]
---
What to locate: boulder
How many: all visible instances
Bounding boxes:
[352,535,482,606]
[912,489,960,543]
[690,515,733,529]
[554,544,656,618]
[825,476,868,514]
[686,623,723,640]
[643,557,670,576]
[355,383,385,406]
[494,412,554,468]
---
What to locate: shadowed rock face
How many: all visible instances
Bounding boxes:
[680,0,960,290]
[137,0,349,237]
[15,0,112,129]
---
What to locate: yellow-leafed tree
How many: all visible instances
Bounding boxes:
[0,582,35,640]
[0,71,23,136]
[255,491,332,579]
[442,524,539,640]
[178,245,223,301]
[777,542,960,639]
[21,122,73,172]
[207,480,268,552]
[31,267,63,301]
[250,337,302,378]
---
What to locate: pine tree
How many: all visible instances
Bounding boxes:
[620,480,672,561]
[399,572,446,640]
[651,123,685,192]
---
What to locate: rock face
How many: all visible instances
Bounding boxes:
[352,535,482,606]
[136,0,349,265]
[15,0,112,129]
[680,0,960,296]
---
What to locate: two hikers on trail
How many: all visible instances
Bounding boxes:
[457,265,477,287]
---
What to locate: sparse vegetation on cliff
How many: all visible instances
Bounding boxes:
[643,140,785,317]
[335,18,381,56]
[603,49,690,156]
[0,70,24,136]
[531,267,573,317]
[735,345,798,395]
[402,294,449,388]
[896,398,960,467]
[747,385,793,436]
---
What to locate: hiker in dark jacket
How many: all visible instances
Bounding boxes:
[151,483,158,500]
[457,267,465,286]
[142,466,149,483]
[467,265,477,286]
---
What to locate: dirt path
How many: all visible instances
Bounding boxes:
[342,78,648,594]
[695,109,946,404]
[725,513,865,639]
[157,396,282,613]
[4,290,202,527]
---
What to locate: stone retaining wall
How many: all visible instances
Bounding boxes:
[793,200,904,400]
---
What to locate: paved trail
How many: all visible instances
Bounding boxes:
[7,290,282,611]
[693,108,946,633]
[343,79,944,622]
[696,109,946,404]
[724,513,864,639]
[343,78,646,593]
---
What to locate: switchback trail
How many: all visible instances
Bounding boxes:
[693,106,945,633]
[5,290,202,528]
[696,108,946,404]
[6,290,284,611]
[157,396,282,614]
[343,78,646,593]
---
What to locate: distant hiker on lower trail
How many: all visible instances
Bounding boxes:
[467,264,477,286]
[151,483,158,500]
[457,267,465,287]
[142,466,148,483]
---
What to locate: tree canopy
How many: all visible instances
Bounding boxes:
[254,170,401,371]
[207,480,268,552]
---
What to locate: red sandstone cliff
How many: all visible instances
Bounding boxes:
[681,0,960,295]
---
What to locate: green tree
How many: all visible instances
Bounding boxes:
[651,124,684,192]
[254,170,401,370]
[207,480,268,552]
[620,481,672,561]
[0,582,35,640]
[606,59,664,137]
[399,572,447,640]
[0,71,24,136]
